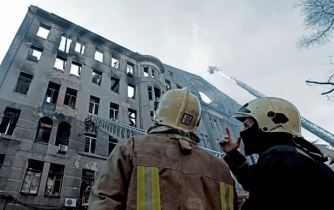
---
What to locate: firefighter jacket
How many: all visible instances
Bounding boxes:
[89,126,237,210]
[224,141,334,210]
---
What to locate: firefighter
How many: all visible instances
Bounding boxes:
[219,97,334,210]
[88,87,237,210]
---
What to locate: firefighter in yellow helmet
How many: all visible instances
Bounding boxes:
[219,97,334,210]
[89,87,237,210]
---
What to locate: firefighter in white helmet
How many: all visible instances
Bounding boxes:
[89,87,237,210]
[219,97,334,210]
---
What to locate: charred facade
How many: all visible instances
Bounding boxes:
[0,5,243,209]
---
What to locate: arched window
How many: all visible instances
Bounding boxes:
[35,117,53,143]
[55,122,71,146]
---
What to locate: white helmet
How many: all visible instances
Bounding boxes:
[233,97,303,138]
[154,87,201,132]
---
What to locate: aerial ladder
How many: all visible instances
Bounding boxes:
[208,66,334,147]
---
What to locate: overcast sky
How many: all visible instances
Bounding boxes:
[1,0,333,144]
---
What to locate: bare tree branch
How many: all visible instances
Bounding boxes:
[296,0,334,48]
[306,79,334,95]
[297,1,334,99]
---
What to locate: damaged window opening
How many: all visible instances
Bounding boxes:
[165,79,171,90]
[59,36,72,53]
[94,50,103,62]
[110,76,120,93]
[148,86,153,100]
[92,69,102,85]
[55,122,71,146]
[127,62,134,74]
[201,134,211,149]
[213,119,221,131]
[209,117,215,130]
[151,68,155,78]
[21,160,44,195]
[199,92,212,104]
[0,107,21,136]
[14,72,33,95]
[35,117,53,144]
[84,134,96,154]
[0,155,4,169]
[127,84,135,99]
[109,136,117,155]
[128,109,137,127]
[75,41,85,54]
[36,25,50,39]
[70,61,82,77]
[111,56,119,69]
[64,88,77,109]
[54,55,66,71]
[27,46,43,62]
[154,87,161,100]
[45,82,60,104]
[176,84,182,89]
[150,111,154,121]
[110,102,119,120]
[169,71,173,77]
[143,66,149,77]
[45,163,64,197]
[80,169,95,207]
[89,96,100,115]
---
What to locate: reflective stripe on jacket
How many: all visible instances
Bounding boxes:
[89,133,237,210]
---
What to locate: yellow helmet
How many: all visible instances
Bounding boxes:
[233,97,303,138]
[154,87,201,132]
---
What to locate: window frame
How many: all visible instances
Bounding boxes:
[64,88,77,109]
[92,69,102,86]
[84,135,96,154]
[0,107,21,136]
[110,76,120,93]
[127,84,136,99]
[75,41,85,54]
[45,82,60,104]
[59,36,72,53]
[35,117,53,144]
[14,72,33,95]
[109,102,119,120]
[89,96,100,115]
[21,160,44,195]
[127,62,134,74]
[44,164,64,197]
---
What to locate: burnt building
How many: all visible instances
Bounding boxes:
[0,5,244,209]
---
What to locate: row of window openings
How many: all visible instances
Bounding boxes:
[12,76,175,127]
[53,54,119,73]
[32,50,137,81]
[209,117,223,131]
[0,104,136,137]
[14,73,134,100]
[12,78,136,126]
[0,108,119,153]
[20,159,98,203]
[28,53,130,94]
[17,71,176,103]
[36,27,161,78]
[36,25,120,68]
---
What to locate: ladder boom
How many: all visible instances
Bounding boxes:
[208,66,334,146]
